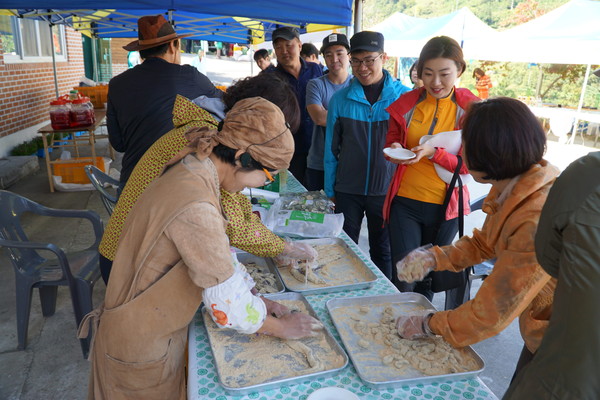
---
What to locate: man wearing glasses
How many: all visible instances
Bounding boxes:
[305,33,352,191]
[324,31,410,280]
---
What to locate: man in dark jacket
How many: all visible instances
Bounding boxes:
[268,26,323,185]
[504,151,600,400]
[107,15,221,186]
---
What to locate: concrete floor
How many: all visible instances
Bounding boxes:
[1,55,598,399]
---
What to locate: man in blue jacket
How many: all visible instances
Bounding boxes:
[324,31,410,279]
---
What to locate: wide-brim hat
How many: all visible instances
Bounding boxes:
[123,15,192,52]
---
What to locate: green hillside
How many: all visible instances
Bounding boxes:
[364,0,600,109]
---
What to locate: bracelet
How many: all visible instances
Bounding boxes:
[422,312,435,336]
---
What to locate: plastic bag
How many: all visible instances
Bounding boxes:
[277,191,334,213]
[264,208,344,238]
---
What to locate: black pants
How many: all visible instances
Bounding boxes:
[289,152,308,187]
[335,192,392,280]
[99,253,113,285]
[389,196,470,310]
[305,168,324,192]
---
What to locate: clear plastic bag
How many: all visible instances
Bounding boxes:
[277,191,335,214]
[264,206,344,238]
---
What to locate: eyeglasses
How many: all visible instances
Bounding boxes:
[263,168,275,183]
[349,53,383,67]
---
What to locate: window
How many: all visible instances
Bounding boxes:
[0,15,66,63]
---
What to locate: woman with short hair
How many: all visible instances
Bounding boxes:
[394,97,560,382]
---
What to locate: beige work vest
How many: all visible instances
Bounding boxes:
[81,156,228,400]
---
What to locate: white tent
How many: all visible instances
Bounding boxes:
[368,12,423,40]
[382,8,498,58]
[463,0,600,64]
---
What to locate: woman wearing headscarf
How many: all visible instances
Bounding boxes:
[81,98,323,399]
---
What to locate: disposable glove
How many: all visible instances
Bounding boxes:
[396,244,436,283]
[395,310,435,340]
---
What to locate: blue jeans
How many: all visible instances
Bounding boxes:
[334,192,392,280]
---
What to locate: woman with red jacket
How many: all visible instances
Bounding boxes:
[383,36,479,310]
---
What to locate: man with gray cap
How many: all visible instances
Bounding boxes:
[324,31,410,280]
[305,33,352,191]
[268,26,323,185]
[107,14,222,187]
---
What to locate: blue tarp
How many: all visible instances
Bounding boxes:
[3,0,352,27]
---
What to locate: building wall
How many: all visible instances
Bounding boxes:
[111,38,134,78]
[0,31,137,157]
[0,27,85,144]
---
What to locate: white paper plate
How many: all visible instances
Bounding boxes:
[383,147,416,160]
[307,387,360,400]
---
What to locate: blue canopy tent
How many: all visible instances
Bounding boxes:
[3,0,352,94]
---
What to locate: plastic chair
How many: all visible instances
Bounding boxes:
[84,165,119,215]
[0,190,103,358]
[468,195,495,281]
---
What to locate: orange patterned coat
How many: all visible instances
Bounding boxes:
[429,160,560,353]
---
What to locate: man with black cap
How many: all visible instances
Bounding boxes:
[305,33,352,191]
[268,26,323,185]
[324,31,410,280]
[107,14,222,187]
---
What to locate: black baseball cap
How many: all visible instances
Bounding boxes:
[350,31,384,53]
[320,33,350,54]
[272,26,300,42]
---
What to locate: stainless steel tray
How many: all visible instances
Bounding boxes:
[273,238,378,295]
[326,293,485,389]
[201,292,349,395]
[236,251,285,294]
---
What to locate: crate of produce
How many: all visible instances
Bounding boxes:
[52,157,106,184]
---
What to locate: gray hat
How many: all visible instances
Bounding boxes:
[594,68,600,78]
[350,31,384,53]
[320,33,350,53]
[272,26,300,42]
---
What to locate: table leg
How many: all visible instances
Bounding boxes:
[42,134,54,192]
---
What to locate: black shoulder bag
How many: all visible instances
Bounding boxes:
[430,155,471,293]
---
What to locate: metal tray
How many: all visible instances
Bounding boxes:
[236,251,285,294]
[201,292,349,395]
[273,238,378,295]
[326,293,485,389]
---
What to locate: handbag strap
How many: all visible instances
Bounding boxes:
[440,155,464,237]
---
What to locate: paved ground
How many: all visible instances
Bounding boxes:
[0,55,598,399]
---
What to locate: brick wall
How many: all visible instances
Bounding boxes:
[0,27,85,139]
[110,38,134,78]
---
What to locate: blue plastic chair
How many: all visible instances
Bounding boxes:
[0,190,103,358]
[84,165,119,215]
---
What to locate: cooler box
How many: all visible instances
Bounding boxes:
[53,157,106,184]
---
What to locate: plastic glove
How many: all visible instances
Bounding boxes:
[396,244,436,283]
[274,241,318,269]
[280,241,318,262]
[262,297,291,318]
[275,312,324,340]
[395,311,435,340]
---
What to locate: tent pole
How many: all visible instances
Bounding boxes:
[91,37,98,82]
[49,23,59,98]
[570,63,592,143]
[354,0,363,33]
